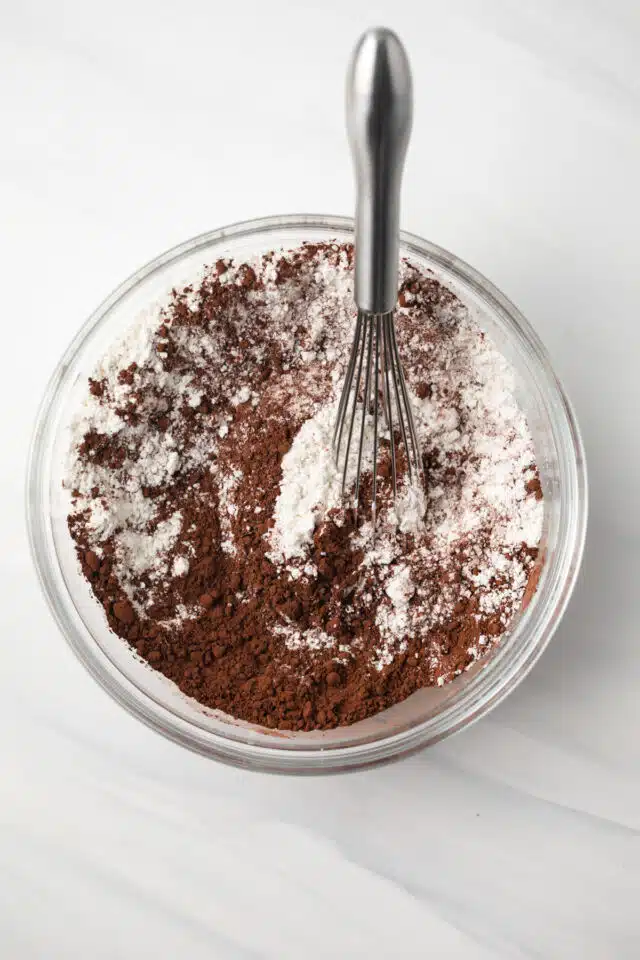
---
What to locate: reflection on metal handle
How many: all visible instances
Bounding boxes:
[346,27,413,314]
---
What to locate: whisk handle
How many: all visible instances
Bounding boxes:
[346,28,413,315]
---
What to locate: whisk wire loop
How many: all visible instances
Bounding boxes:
[333,308,421,523]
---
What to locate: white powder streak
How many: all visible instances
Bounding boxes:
[265,284,543,666]
[218,469,243,555]
[117,512,182,579]
[374,564,415,670]
[267,402,341,562]
[67,244,544,673]
[273,622,336,652]
[267,400,425,564]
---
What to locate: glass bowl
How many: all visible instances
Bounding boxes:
[26,215,587,773]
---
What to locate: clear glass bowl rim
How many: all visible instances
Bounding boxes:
[26,213,588,774]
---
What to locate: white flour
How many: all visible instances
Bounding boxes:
[266,397,427,564]
[66,243,543,679]
[265,280,543,670]
[65,292,219,609]
[218,469,243,555]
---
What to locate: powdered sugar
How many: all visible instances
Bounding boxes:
[172,555,190,577]
[392,480,428,536]
[218,469,242,555]
[115,511,183,602]
[266,402,341,562]
[263,264,543,671]
[273,622,336,652]
[66,241,544,693]
[374,564,414,670]
[267,397,426,564]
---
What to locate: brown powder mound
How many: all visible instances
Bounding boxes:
[67,242,543,731]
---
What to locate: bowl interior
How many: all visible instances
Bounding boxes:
[28,216,585,771]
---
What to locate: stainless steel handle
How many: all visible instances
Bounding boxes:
[346,27,413,315]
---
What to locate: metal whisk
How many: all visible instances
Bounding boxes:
[333,27,421,523]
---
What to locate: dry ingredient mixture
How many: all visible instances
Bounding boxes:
[66,242,544,731]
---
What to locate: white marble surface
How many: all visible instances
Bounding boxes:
[2,1,639,956]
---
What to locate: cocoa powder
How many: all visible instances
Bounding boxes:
[66,243,543,731]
